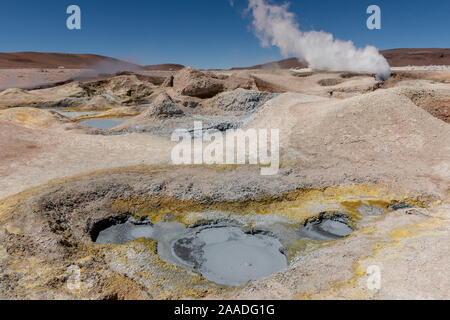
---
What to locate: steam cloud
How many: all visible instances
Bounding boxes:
[247,0,391,80]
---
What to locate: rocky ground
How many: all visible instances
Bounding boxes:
[0,65,449,300]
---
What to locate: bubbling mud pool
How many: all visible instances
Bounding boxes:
[93,212,357,286]
[95,218,289,286]
[91,195,417,288]
[171,226,288,286]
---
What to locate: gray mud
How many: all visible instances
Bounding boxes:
[94,208,360,286]
[78,117,130,130]
[388,203,415,211]
[95,218,288,286]
[299,213,354,241]
[94,211,358,285]
[95,218,154,244]
[171,225,288,286]
[356,205,386,216]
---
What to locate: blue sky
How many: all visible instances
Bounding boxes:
[0,0,448,69]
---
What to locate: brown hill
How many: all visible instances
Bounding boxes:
[231,57,307,70]
[232,48,450,70]
[143,64,185,71]
[381,48,450,67]
[0,52,187,72]
[0,52,142,71]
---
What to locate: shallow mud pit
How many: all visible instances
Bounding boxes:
[173,226,288,286]
[298,212,354,241]
[91,203,410,287]
[90,194,421,289]
[77,117,131,130]
[95,219,290,286]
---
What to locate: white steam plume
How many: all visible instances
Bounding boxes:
[247,0,391,80]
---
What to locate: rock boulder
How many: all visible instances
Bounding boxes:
[173,67,223,98]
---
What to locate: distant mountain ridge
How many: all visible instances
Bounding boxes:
[231,57,307,70]
[0,52,185,71]
[232,48,450,70]
[142,64,185,71]
[0,49,448,71]
[381,48,450,67]
[0,52,142,70]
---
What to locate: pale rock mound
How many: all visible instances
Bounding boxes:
[161,75,174,88]
[0,88,32,98]
[80,75,156,104]
[118,92,184,127]
[173,67,223,98]
[0,107,72,129]
[223,73,258,91]
[112,92,187,134]
[208,88,277,113]
[77,95,120,110]
[246,88,450,194]
[0,83,87,108]
[144,92,185,118]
